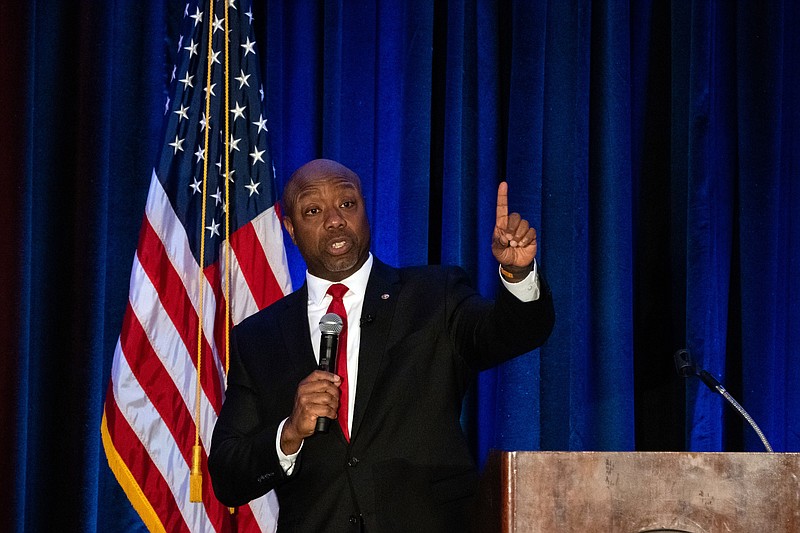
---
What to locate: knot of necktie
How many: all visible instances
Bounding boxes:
[327,283,349,301]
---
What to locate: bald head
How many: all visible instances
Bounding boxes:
[280,159,371,281]
[282,159,363,218]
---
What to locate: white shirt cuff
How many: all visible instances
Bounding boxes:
[276,418,302,475]
[500,261,541,302]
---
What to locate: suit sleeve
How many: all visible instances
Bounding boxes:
[208,328,292,506]
[447,266,555,371]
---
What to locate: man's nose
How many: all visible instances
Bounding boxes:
[325,208,345,229]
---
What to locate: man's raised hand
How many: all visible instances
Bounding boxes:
[492,181,537,274]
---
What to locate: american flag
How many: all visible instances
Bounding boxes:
[101,1,290,531]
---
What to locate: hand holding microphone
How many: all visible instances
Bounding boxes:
[279,313,344,454]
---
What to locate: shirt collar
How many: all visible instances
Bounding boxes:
[306,253,374,305]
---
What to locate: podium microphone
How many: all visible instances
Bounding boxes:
[315,313,344,433]
[674,349,773,452]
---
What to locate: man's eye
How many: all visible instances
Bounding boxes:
[305,207,320,216]
[341,201,354,208]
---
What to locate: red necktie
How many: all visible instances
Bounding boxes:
[326,283,349,440]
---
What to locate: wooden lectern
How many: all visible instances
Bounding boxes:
[475,451,800,532]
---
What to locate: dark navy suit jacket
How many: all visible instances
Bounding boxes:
[209,258,554,532]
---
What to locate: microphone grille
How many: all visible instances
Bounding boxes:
[319,312,344,335]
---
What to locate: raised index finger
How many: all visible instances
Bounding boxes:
[496,181,509,226]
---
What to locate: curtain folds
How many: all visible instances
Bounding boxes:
[5,0,799,530]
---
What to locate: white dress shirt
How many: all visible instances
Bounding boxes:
[305,253,374,432]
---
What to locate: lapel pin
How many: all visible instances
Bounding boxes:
[381,293,390,300]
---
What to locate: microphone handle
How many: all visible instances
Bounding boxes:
[698,369,774,452]
[315,333,339,434]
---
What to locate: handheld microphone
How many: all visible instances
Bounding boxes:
[315,313,343,434]
[674,348,773,452]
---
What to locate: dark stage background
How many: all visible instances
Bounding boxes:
[2,1,799,531]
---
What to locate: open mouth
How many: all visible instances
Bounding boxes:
[327,238,352,255]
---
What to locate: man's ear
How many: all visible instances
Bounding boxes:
[283,217,296,245]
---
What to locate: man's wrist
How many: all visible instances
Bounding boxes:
[279,418,303,455]
[276,418,302,475]
[500,263,532,283]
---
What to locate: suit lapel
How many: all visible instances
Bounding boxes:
[278,284,317,376]
[351,259,400,440]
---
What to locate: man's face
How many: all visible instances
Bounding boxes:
[284,173,371,282]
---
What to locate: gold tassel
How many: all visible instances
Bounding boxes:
[190,445,203,502]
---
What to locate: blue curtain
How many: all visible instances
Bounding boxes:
[4,0,799,530]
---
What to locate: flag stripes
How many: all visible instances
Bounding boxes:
[103,388,189,533]
[229,218,284,314]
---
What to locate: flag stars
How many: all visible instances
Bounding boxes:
[179,72,194,89]
[174,104,190,122]
[231,102,246,122]
[249,146,265,165]
[245,179,261,196]
[241,36,256,56]
[213,15,224,33]
[235,69,251,89]
[210,187,223,206]
[215,158,237,182]
[184,38,199,57]
[161,5,272,248]
[206,219,220,238]
[169,135,185,154]
[252,114,268,133]
[190,6,203,26]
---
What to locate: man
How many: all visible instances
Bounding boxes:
[209,159,554,532]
